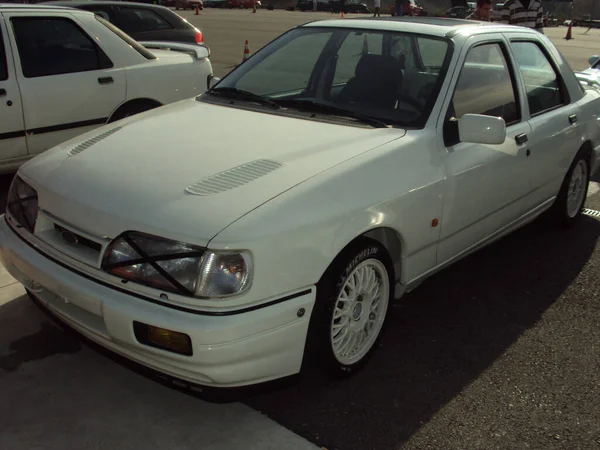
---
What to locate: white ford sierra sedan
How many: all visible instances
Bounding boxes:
[1,17,600,389]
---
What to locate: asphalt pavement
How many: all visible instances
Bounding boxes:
[2,10,600,450]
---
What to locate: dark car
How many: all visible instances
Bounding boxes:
[44,1,205,45]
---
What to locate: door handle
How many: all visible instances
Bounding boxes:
[568,114,578,124]
[98,76,114,85]
[515,133,528,145]
[0,88,6,97]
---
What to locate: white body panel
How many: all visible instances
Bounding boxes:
[0,5,213,172]
[0,17,28,168]
[2,19,600,387]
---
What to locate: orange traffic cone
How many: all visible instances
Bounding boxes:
[242,40,250,62]
[340,11,345,18]
[195,3,200,14]
[564,22,573,40]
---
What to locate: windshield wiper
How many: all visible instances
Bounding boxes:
[275,99,390,128]
[206,87,281,110]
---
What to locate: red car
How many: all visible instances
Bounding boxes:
[391,0,426,16]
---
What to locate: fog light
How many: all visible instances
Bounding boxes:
[133,322,192,356]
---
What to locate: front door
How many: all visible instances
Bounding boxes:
[0,17,28,167]
[4,12,127,156]
[437,36,532,264]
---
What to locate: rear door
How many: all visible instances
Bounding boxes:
[507,35,581,205]
[4,11,127,155]
[0,15,28,166]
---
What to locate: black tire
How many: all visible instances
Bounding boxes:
[108,101,160,124]
[550,147,591,227]
[303,237,394,379]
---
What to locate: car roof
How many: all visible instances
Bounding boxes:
[43,0,176,10]
[301,16,539,38]
[0,4,80,12]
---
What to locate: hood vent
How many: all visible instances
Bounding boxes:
[67,126,123,156]
[185,159,283,196]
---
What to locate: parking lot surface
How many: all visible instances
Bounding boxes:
[2,10,600,450]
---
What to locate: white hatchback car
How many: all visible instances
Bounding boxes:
[0,5,213,173]
[1,17,600,390]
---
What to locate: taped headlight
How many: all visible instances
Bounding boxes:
[102,231,252,298]
[7,176,38,233]
[196,251,252,298]
[102,231,205,296]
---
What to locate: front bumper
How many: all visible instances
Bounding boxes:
[0,216,316,388]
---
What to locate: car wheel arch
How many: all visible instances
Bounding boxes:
[318,226,405,295]
[107,98,163,123]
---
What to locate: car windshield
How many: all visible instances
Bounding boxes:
[202,27,452,128]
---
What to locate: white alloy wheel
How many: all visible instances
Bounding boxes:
[330,258,390,366]
[566,159,588,218]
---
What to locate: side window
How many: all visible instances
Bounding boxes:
[511,41,566,116]
[332,31,383,85]
[0,25,8,81]
[417,37,447,69]
[10,17,113,78]
[112,8,173,34]
[451,43,519,123]
[235,30,333,96]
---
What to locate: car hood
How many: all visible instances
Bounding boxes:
[21,98,405,246]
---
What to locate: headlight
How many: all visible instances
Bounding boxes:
[102,231,252,298]
[7,176,39,233]
[196,250,252,298]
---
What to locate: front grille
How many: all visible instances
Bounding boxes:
[53,224,102,252]
[35,211,107,268]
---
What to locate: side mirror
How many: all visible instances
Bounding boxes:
[589,55,600,66]
[458,114,506,145]
[209,76,221,89]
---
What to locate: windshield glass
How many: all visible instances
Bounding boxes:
[203,27,452,128]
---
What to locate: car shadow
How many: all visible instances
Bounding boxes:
[242,215,600,450]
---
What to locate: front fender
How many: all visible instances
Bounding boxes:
[208,136,445,305]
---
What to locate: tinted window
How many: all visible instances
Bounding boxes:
[452,43,519,124]
[11,17,113,78]
[511,41,565,115]
[235,29,334,95]
[95,15,156,60]
[112,7,173,33]
[0,25,7,81]
[333,32,382,85]
[216,27,452,128]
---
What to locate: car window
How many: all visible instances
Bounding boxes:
[511,41,566,116]
[112,7,173,33]
[10,17,113,78]
[333,31,383,85]
[451,42,520,124]
[95,15,157,60]
[210,27,451,128]
[417,37,448,69]
[87,8,112,22]
[235,29,334,96]
[0,25,7,81]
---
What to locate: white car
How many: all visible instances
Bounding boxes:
[575,54,600,90]
[0,4,213,173]
[2,18,600,390]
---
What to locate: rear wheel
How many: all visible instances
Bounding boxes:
[550,147,590,227]
[304,238,394,378]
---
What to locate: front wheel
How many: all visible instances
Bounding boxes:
[550,148,591,227]
[304,238,394,378]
